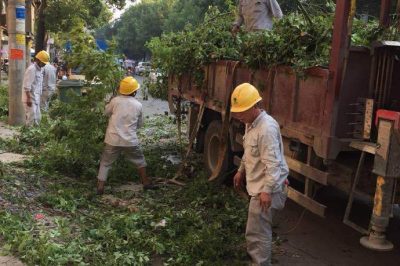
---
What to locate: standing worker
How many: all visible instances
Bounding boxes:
[232,0,283,34]
[41,62,57,111]
[96,77,156,194]
[231,83,288,266]
[22,50,49,126]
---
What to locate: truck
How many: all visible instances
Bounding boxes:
[167,0,400,251]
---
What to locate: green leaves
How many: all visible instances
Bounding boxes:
[0,113,249,265]
[148,5,400,94]
[147,6,240,87]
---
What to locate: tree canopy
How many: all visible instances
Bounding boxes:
[35,0,136,52]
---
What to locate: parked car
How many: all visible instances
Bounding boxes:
[135,62,151,75]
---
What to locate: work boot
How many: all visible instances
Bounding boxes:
[97,180,105,195]
[143,183,159,190]
[142,177,159,190]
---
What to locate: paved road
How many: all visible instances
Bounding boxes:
[274,188,400,266]
[134,75,169,117]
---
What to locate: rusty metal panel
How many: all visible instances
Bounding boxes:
[212,63,229,103]
[267,70,295,125]
[322,0,351,148]
[295,74,329,132]
[335,48,372,138]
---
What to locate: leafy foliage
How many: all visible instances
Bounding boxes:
[1,30,124,178]
[65,28,124,90]
[0,85,8,119]
[147,4,400,98]
[0,114,248,265]
[144,75,169,101]
[147,7,240,78]
[115,0,174,59]
[44,0,134,34]
[103,0,235,59]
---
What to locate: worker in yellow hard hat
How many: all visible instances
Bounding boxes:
[96,76,157,194]
[22,50,50,126]
[230,82,289,265]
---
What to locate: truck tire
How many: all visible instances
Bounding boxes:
[204,120,231,181]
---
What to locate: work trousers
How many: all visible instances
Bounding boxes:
[41,90,55,111]
[246,187,287,266]
[97,144,147,181]
[23,102,41,126]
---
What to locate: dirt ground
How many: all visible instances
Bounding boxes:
[0,255,24,266]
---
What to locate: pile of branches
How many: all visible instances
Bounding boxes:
[148,5,398,79]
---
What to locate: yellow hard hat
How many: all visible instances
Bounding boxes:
[230,83,262,113]
[35,50,50,64]
[119,77,140,95]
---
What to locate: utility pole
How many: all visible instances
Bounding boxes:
[25,0,32,68]
[7,0,26,125]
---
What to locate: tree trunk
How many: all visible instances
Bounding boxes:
[35,0,46,53]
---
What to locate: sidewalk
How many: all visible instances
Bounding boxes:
[0,122,27,164]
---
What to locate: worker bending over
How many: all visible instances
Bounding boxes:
[97,77,156,194]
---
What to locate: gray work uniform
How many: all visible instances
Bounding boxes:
[41,63,57,111]
[238,111,289,265]
[22,62,43,126]
[97,96,146,182]
[234,0,283,31]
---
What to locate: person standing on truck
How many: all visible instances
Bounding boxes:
[231,83,288,266]
[41,62,57,111]
[96,77,157,195]
[22,51,49,126]
[232,0,283,34]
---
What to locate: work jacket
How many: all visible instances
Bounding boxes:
[234,0,283,31]
[239,111,289,196]
[104,95,144,147]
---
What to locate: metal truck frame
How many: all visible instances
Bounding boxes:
[168,0,400,251]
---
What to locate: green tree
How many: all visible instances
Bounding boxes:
[111,0,234,59]
[162,0,233,32]
[34,0,135,53]
[115,0,173,59]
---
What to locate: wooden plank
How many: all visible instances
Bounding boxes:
[349,141,377,155]
[288,187,326,217]
[285,156,329,185]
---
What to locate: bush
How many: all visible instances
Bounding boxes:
[0,85,8,119]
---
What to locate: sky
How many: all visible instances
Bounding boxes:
[111,0,138,21]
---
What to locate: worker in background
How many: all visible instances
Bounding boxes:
[232,0,283,34]
[96,77,157,195]
[231,83,288,266]
[41,62,57,111]
[22,50,49,126]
